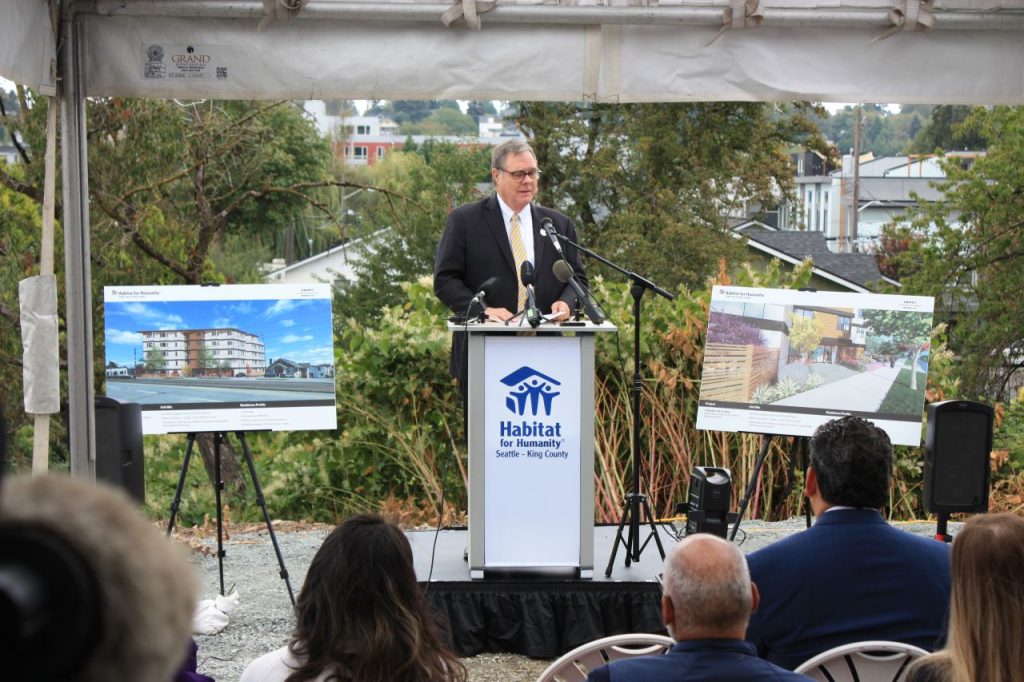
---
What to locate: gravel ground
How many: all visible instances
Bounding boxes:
[185,517,956,682]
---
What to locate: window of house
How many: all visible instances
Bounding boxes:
[352,146,368,159]
[356,125,370,134]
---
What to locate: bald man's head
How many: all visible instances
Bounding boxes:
[661,534,755,639]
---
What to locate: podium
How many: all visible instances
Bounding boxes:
[449,319,617,579]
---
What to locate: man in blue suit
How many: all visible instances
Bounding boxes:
[746,416,952,671]
[587,534,811,681]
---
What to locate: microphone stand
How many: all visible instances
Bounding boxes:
[555,233,674,576]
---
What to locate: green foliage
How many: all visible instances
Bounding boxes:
[909,105,989,154]
[788,314,824,360]
[518,101,829,291]
[901,106,1024,399]
[332,143,492,325]
[879,368,927,413]
[816,104,939,157]
[404,108,478,136]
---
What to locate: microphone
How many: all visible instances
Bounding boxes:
[553,260,604,324]
[520,261,542,329]
[539,217,564,256]
[467,276,500,321]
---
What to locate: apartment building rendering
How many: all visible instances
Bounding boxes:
[140,327,266,377]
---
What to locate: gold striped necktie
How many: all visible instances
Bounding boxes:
[509,212,528,312]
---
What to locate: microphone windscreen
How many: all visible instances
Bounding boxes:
[479,276,500,295]
[0,475,197,682]
[520,261,537,286]
[552,260,573,284]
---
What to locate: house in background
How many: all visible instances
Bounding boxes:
[265,358,306,378]
[732,221,899,293]
[783,151,981,253]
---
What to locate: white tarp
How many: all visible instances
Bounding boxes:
[19,275,60,415]
[4,0,1024,104]
[0,0,57,96]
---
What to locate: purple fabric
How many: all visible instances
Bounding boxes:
[175,639,216,682]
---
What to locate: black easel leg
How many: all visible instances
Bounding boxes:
[730,435,773,541]
[236,432,296,606]
[214,432,226,596]
[166,432,198,538]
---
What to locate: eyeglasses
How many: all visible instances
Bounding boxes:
[498,168,542,181]
[655,572,665,591]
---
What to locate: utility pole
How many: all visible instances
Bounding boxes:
[848,104,862,253]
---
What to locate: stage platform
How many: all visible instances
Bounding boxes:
[409,524,679,658]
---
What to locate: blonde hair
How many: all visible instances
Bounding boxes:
[943,513,1024,682]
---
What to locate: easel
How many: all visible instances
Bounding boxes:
[166,431,296,606]
[729,433,812,541]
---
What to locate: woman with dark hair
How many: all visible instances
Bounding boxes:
[240,514,466,682]
[906,513,1024,682]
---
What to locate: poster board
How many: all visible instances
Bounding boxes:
[103,283,337,434]
[696,286,934,446]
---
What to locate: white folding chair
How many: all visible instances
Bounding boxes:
[534,633,675,682]
[794,640,930,682]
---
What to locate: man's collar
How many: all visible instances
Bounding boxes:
[495,193,530,220]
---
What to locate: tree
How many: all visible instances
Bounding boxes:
[706,313,766,346]
[902,106,1024,398]
[144,347,166,371]
[0,92,338,473]
[910,105,989,153]
[788,314,824,363]
[466,99,497,123]
[406,108,477,136]
[332,141,492,324]
[861,310,931,389]
[517,101,830,291]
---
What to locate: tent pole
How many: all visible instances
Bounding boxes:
[60,8,97,480]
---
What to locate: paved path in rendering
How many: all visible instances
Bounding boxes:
[773,361,907,412]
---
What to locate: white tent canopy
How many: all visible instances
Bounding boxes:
[2,0,1024,475]
[6,0,1024,104]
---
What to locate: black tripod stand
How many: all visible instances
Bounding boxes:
[166,431,296,606]
[549,232,675,576]
[729,434,812,541]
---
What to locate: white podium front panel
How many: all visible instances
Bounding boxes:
[482,335,582,567]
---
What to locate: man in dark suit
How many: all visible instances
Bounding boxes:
[745,416,952,671]
[434,138,589,386]
[587,534,812,681]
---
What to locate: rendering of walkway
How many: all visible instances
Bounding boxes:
[773,361,909,412]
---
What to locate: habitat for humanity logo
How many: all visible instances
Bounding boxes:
[501,367,561,417]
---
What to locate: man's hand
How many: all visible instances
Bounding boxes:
[549,301,571,321]
[485,306,515,322]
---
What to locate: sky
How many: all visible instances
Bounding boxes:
[103,297,335,368]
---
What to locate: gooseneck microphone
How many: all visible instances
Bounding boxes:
[539,217,564,256]
[540,217,604,325]
[467,276,500,321]
[520,261,542,329]
[553,260,604,324]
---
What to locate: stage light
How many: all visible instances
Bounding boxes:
[679,467,736,539]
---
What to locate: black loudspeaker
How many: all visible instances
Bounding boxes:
[94,396,145,505]
[683,467,735,538]
[923,400,993,514]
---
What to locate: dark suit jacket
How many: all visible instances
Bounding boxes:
[745,508,952,671]
[434,195,589,383]
[586,639,814,682]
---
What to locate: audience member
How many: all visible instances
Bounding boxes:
[906,513,1024,682]
[745,416,952,670]
[239,514,466,682]
[587,534,812,681]
[0,474,198,682]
